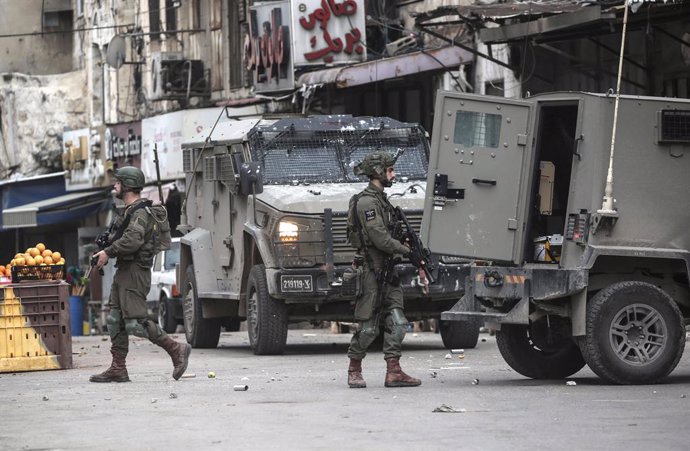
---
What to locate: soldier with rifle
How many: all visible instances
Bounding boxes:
[89,166,190,383]
[345,151,429,388]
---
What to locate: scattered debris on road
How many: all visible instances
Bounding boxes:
[233,385,249,391]
[169,393,177,399]
[208,372,216,378]
[566,381,577,386]
[433,404,466,413]
[180,373,196,379]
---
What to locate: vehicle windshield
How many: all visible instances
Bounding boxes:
[247,116,429,184]
[164,241,180,271]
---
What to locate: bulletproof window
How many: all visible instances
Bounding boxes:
[247,117,429,184]
[659,110,690,143]
[454,111,501,148]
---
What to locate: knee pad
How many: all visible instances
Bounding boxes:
[355,318,379,348]
[124,319,149,338]
[387,308,408,342]
[106,309,123,339]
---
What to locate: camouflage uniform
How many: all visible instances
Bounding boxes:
[346,151,421,388]
[104,198,167,356]
[90,166,190,383]
[347,183,410,360]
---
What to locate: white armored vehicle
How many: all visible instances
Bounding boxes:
[178,114,473,354]
[422,91,690,384]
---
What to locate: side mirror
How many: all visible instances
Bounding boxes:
[240,162,264,195]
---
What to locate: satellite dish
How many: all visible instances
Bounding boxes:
[106,35,127,69]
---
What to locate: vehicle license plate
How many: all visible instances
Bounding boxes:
[281,275,313,292]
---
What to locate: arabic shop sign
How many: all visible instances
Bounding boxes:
[244,1,295,93]
[106,121,142,167]
[293,0,366,66]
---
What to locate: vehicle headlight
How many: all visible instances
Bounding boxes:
[278,221,299,242]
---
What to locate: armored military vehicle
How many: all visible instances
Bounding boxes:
[422,91,689,384]
[177,114,473,355]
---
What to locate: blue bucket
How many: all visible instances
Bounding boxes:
[69,295,83,337]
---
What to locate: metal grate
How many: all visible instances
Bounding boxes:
[273,212,424,268]
[659,110,690,143]
[183,148,202,173]
[246,116,429,184]
[204,156,218,181]
[218,154,237,182]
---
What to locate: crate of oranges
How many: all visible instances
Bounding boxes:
[8,243,66,283]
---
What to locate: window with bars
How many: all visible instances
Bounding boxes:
[453,111,502,148]
[659,109,690,143]
[246,117,429,184]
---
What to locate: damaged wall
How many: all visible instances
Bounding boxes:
[0,0,74,75]
[0,71,88,179]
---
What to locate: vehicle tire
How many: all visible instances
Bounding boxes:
[157,295,178,334]
[496,315,586,379]
[246,264,288,355]
[183,265,221,348]
[578,281,685,385]
[439,319,480,349]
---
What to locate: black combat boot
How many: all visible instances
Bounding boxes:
[90,350,130,383]
[384,357,421,387]
[348,358,367,388]
[158,336,192,380]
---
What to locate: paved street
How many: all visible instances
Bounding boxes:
[2,329,690,451]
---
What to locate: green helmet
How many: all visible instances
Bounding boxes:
[113,166,145,190]
[353,152,398,178]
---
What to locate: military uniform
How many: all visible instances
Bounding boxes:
[345,151,422,388]
[104,198,167,357]
[90,166,190,383]
[347,183,410,360]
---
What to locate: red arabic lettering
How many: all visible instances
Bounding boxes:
[300,0,362,62]
[243,7,290,84]
[299,0,357,30]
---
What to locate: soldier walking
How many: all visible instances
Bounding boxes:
[346,152,422,388]
[90,166,191,383]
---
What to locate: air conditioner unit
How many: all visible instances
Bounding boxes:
[150,52,208,100]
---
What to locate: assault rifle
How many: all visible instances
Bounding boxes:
[393,206,436,285]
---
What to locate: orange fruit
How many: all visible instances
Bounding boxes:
[29,248,40,257]
[5,264,10,272]
[42,249,52,258]
[0,267,4,276]
[25,256,36,266]
[14,253,23,259]
[58,258,65,265]
[36,243,46,253]
[52,251,61,261]
[34,255,44,265]
[43,256,54,265]
[16,257,25,266]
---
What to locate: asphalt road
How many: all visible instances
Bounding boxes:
[2,329,690,451]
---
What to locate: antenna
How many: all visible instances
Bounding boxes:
[105,35,127,69]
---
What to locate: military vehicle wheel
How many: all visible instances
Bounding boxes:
[578,281,685,385]
[157,295,178,334]
[440,319,480,349]
[496,315,585,379]
[183,265,221,348]
[247,264,288,355]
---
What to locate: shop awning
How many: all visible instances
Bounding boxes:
[2,189,112,229]
[296,45,472,88]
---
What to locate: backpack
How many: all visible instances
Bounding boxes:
[144,204,172,253]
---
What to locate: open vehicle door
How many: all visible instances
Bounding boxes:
[421,92,534,265]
